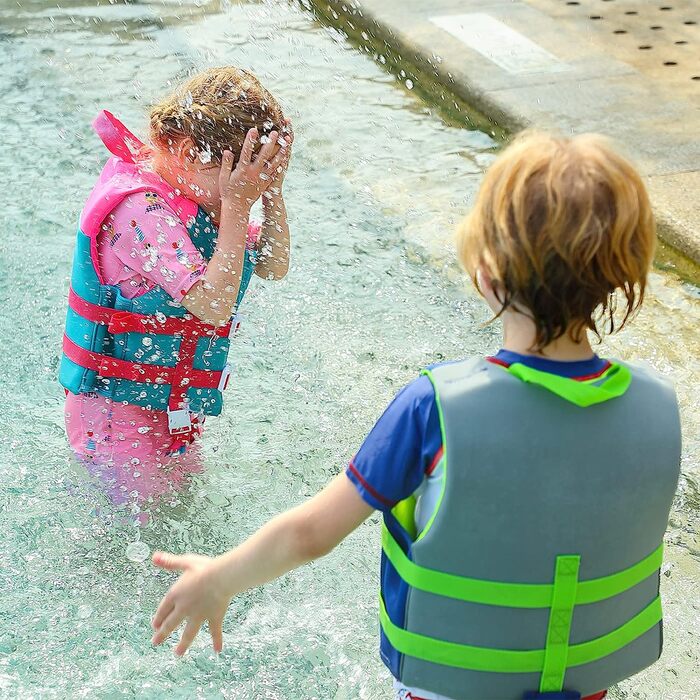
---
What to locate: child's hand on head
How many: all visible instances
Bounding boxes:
[151,551,232,656]
[269,118,294,193]
[218,128,287,210]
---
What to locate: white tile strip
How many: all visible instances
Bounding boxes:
[430,13,568,75]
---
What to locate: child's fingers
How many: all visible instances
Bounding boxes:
[266,148,288,177]
[152,593,175,630]
[253,131,279,169]
[284,119,294,145]
[175,619,202,657]
[219,150,234,180]
[152,608,183,646]
[152,551,189,571]
[239,128,257,167]
[209,616,224,654]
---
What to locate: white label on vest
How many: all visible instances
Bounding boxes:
[167,408,192,435]
[218,364,232,392]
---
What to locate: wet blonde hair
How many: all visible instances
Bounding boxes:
[149,66,284,164]
[458,131,656,350]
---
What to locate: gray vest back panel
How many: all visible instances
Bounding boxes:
[400,359,681,699]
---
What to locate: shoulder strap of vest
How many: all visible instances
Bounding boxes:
[81,111,198,241]
[93,110,150,164]
[426,357,488,383]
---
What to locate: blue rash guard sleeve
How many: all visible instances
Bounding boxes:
[345,352,608,513]
[346,374,443,512]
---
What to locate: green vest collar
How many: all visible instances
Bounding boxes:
[503,362,632,407]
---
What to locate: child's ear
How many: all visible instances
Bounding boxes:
[477,266,506,315]
[174,137,199,166]
[476,266,492,295]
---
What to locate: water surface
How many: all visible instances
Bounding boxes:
[0,1,698,698]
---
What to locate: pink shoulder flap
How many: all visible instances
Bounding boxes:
[82,111,199,239]
[93,110,149,164]
[79,112,199,283]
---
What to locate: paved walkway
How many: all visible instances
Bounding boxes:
[309,0,700,265]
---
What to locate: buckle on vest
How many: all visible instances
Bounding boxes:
[218,363,232,392]
[167,408,192,435]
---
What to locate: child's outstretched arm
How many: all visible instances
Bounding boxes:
[151,473,373,656]
[255,120,293,281]
[182,128,286,325]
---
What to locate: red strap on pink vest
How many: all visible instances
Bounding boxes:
[68,287,115,325]
[63,334,225,390]
[63,334,173,384]
[68,287,231,337]
[65,288,233,411]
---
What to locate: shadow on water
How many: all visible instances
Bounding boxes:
[2,0,236,39]
[300,0,509,140]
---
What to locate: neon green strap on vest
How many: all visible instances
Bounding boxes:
[382,526,662,607]
[540,555,580,691]
[381,526,663,686]
[379,593,662,674]
[504,362,632,407]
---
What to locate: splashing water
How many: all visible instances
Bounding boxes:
[0,1,698,699]
[126,542,151,564]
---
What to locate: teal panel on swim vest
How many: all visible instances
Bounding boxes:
[106,284,230,414]
[60,229,119,395]
[188,205,257,308]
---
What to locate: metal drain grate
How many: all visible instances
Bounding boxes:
[526,0,699,89]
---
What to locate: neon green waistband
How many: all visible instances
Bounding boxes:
[379,594,661,673]
[382,526,662,608]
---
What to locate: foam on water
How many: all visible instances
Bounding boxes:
[0,1,698,698]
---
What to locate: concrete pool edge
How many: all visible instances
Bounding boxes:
[305,0,700,267]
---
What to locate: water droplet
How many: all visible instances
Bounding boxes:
[405,79,414,90]
[77,604,92,619]
[180,91,193,110]
[125,541,150,563]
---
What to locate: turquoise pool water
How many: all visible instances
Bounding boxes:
[0,1,698,698]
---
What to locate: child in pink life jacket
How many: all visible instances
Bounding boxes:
[60,67,293,505]
[148,133,680,700]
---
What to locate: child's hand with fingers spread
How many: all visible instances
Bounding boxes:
[218,127,287,211]
[151,551,232,656]
[149,476,373,657]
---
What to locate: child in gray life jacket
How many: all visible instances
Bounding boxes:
[149,132,681,700]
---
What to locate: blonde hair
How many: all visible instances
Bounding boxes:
[457,131,656,350]
[149,66,284,164]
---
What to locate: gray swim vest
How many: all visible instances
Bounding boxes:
[381,358,681,700]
